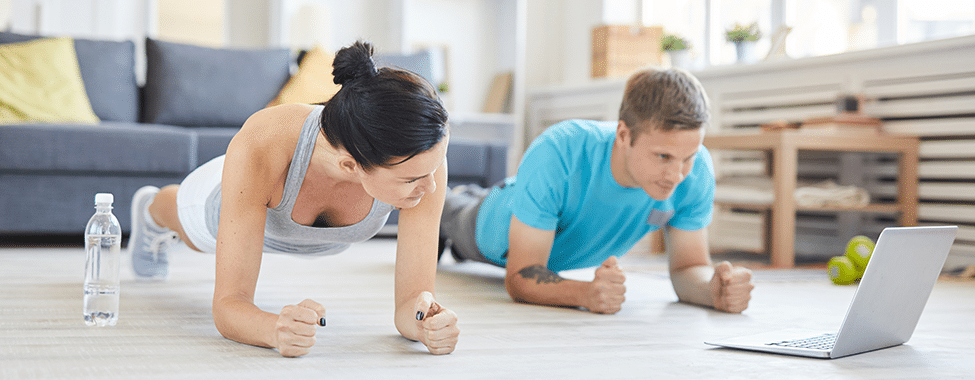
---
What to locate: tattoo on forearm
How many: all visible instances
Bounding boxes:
[518,265,565,284]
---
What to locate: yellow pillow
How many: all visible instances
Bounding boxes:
[267,45,341,107]
[0,37,100,124]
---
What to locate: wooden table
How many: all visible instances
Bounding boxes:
[705,130,920,268]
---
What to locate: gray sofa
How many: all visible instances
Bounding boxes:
[0,33,506,236]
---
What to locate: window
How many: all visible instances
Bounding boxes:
[785,0,859,58]
[898,0,975,44]
[640,0,975,69]
[641,0,710,66]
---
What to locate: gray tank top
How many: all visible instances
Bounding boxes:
[204,105,394,255]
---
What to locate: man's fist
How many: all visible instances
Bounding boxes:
[709,261,754,313]
[586,256,626,314]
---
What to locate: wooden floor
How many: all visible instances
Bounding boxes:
[1,237,973,379]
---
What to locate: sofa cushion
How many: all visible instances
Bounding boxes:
[193,127,239,166]
[143,38,291,128]
[0,37,100,124]
[0,122,194,174]
[0,174,186,234]
[0,32,139,123]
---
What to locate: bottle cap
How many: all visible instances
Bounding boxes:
[95,193,114,205]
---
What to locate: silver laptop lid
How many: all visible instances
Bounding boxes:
[830,226,958,358]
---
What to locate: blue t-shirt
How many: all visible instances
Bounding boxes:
[475,119,715,272]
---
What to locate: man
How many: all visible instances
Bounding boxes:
[440,68,753,314]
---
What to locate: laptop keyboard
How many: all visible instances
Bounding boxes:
[767,333,837,350]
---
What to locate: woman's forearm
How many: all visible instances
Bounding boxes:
[212,295,279,348]
[394,296,422,341]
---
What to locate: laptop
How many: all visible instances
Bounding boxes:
[705,225,958,359]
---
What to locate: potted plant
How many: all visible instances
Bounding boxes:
[726,22,761,63]
[661,34,691,69]
[661,34,689,52]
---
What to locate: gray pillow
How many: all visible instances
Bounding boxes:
[142,38,291,128]
[0,32,139,123]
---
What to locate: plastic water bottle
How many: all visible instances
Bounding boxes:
[83,193,121,326]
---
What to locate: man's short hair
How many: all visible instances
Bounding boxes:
[618,68,710,138]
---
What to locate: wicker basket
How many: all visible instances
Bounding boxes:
[592,25,663,78]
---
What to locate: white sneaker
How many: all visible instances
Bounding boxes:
[129,186,178,280]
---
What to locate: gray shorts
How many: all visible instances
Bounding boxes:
[440,184,501,266]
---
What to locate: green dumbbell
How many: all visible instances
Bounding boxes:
[845,235,875,270]
[827,235,876,285]
[828,255,860,285]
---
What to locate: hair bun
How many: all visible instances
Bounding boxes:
[332,41,378,86]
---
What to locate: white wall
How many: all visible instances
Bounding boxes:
[403,0,505,113]
[157,0,224,47]
[0,0,11,30]
[8,0,152,41]
[524,0,642,90]
[250,0,517,115]
[225,0,271,48]
[269,0,403,53]
[524,0,604,90]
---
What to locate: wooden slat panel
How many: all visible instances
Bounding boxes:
[721,89,838,110]
[714,161,765,177]
[705,130,918,152]
[528,84,623,140]
[715,202,901,214]
[714,153,886,178]
[919,161,975,179]
[709,210,764,252]
[949,243,975,258]
[723,126,763,134]
[721,105,834,126]
[945,243,975,271]
[864,95,975,118]
[918,203,975,223]
[863,75,975,98]
[721,151,766,159]
[537,103,612,123]
[954,224,975,242]
[919,183,975,201]
[921,223,975,242]
[861,162,898,177]
[884,118,975,137]
[864,183,898,198]
[797,162,840,175]
[919,141,975,158]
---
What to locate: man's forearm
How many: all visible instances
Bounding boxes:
[505,265,590,308]
[669,264,714,307]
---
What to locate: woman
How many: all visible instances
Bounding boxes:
[127,41,459,357]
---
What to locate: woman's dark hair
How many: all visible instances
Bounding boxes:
[321,41,448,171]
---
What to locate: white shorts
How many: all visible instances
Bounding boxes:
[176,155,224,253]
